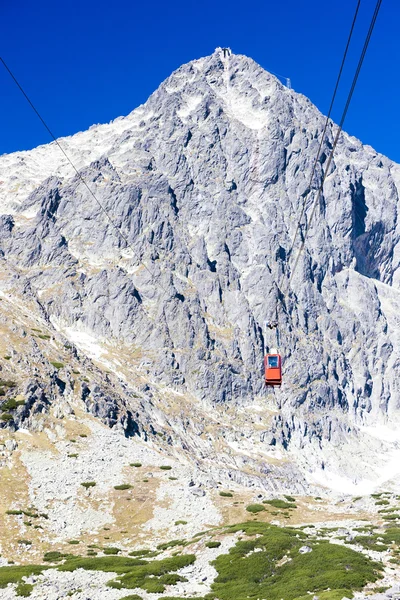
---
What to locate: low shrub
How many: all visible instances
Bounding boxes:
[81,482,96,489]
[103,547,121,555]
[246,504,265,513]
[263,499,297,510]
[50,361,64,369]
[1,413,13,421]
[160,466,172,471]
[15,582,34,597]
[17,539,32,545]
[114,484,132,491]
[130,463,142,468]
[219,491,233,498]
[206,541,221,548]
[43,551,66,562]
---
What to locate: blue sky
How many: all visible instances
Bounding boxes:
[1,0,397,161]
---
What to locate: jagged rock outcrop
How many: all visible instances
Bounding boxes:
[1,48,400,487]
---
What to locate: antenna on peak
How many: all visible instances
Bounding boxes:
[220,47,231,58]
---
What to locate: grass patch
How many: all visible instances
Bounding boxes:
[68,540,80,545]
[18,539,32,545]
[0,565,46,589]
[263,499,297,510]
[284,495,295,502]
[81,481,96,489]
[114,484,132,491]
[160,465,172,471]
[56,554,195,593]
[157,539,185,550]
[103,547,121,555]
[50,361,64,369]
[68,453,78,458]
[210,521,382,600]
[1,413,13,421]
[219,491,233,498]
[206,541,221,548]
[175,520,187,526]
[130,463,142,468]
[246,504,265,514]
[15,582,34,597]
[43,552,67,562]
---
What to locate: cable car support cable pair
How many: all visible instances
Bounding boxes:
[264,0,383,386]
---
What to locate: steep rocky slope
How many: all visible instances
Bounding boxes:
[1,47,400,494]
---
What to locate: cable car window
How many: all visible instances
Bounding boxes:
[268,356,279,368]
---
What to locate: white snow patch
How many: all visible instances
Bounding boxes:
[63,327,106,361]
[177,95,202,119]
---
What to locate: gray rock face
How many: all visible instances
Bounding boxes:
[1,48,400,487]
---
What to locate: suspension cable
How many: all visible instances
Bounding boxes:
[283,0,383,296]
[282,0,361,279]
[0,56,170,296]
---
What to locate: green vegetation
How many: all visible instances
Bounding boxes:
[130,463,142,467]
[169,477,178,481]
[119,595,143,600]
[206,541,221,549]
[1,413,13,421]
[219,492,233,498]
[38,334,50,340]
[67,540,80,545]
[246,504,265,514]
[114,484,132,491]
[68,453,78,458]
[15,582,34,597]
[103,547,121,555]
[160,465,172,470]
[43,552,66,562]
[50,361,64,369]
[1,398,25,411]
[174,520,187,526]
[4,356,11,360]
[375,500,390,506]
[284,495,296,502]
[81,481,96,489]
[348,534,388,552]
[263,499,297,510]
[17,540,32,545]
[0,565,47,590]
[6,510,23,515]
[157,539,185,550]
[0,379,16,387]
[55,554,194,593]
[209,522,382,600]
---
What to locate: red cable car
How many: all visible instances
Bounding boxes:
[264,353,282,386]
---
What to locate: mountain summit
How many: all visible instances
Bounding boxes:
[0,48,400,493]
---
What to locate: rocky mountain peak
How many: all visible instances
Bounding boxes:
[0,50,400,492]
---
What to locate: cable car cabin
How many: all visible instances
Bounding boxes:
[264,354,282,386]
